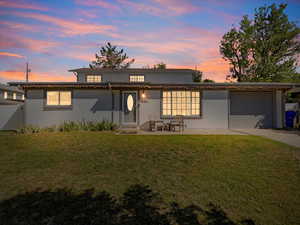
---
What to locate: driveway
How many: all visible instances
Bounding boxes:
[233,129,300,148]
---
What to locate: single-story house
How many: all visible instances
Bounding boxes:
[8,68,298,130]
[0,83,24,130]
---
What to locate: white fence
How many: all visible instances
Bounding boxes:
[0,104,24,130]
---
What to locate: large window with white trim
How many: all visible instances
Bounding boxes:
[86,75,102,82]
[130,75,144,82]
[46,91,72,106]
[162,91,201,117]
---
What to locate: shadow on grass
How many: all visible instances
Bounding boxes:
[0,184,256,225]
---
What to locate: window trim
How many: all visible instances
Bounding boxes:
[129,75,145,83]
[160,90,202,119]
[44,89,73,110]
[86,75,102,83]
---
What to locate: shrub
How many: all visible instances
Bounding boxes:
[18,125,41,134]
[18,120,118,134]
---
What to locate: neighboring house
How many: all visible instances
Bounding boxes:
[0,83,24,105]
[8,68,298,130]
[0,83,24,130]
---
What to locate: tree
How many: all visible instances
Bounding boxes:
[203,78,215,83]
[153,62,166,69]
[220,4,300,82]
[90,42,135,69]
[193,70,203,82]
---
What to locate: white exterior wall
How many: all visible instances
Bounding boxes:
[139,90,229,129]
[25,89,113,127]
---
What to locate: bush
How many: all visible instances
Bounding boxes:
[18,125,41,134]
[18,120,118,134]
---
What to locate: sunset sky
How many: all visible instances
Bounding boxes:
[0,0,299,83]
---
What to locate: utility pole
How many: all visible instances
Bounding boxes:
[25,62,31,82]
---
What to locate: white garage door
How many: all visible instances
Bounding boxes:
[229,92,273,129]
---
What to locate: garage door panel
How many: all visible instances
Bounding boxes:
[229,92,273,128]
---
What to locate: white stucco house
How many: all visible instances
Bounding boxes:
[5,68,298,130]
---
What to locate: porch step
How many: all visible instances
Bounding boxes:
[116,127,139,135]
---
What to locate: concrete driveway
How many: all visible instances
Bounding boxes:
[232,129,300,148]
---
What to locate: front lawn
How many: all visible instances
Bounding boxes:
[0,132,299,225]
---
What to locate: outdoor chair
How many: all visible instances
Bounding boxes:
[170,115,185,132]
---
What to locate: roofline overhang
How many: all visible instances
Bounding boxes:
[68,68,196,73]
[8,82,299,90]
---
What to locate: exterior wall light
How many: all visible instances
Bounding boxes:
[141,92,146,99]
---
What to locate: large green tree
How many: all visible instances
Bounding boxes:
[153,62,167,69]
[90,42,135,69]
[220,4,300,82]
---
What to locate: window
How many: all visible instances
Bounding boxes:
[130,75,144,82]
[22,94,25,100]
[46,91,71,106]
[13,93,16,100]
[4,91,7,99]
[86,75,101,82]
[162,91,200,117]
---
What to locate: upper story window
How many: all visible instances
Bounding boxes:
[46,91,72,106]
[13,93,16,100]
[22,94,25,100]
[4,91,7,99]
[130,75,144,82]
[162,90,201,117]
[86,75,102,82]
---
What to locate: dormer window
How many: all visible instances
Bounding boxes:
[130,75,144,82]
[86,75,102,82]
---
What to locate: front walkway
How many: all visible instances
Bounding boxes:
[136,128,300,148]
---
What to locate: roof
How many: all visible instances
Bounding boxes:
[8,82,299,90]
[69,68,195,73]
[0,83,24,93]
[289,87,300,93]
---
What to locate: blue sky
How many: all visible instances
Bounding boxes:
[0,0,299,83]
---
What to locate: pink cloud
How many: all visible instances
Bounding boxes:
[7,11,118,37]
[0,20,46,33]
[0,51,24,58]
[75,0,121,12]
[117,0,164,16]
[0,0,48,11]
[0,32,60,53]
[76,9,99,19]
[0,70,75,82]
[152,0,199,15]
[198,58,230,82]
[116,0,199,16]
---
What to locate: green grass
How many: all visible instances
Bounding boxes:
[0,132,299,225]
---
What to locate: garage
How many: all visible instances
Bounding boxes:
[229,91,274,129]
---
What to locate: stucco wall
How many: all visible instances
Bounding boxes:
[0,104,24,130]
[25,89,113,127]
[139,90,229,129]
[77,71,194,84]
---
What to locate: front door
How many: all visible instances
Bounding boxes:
[122,91,137,125]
